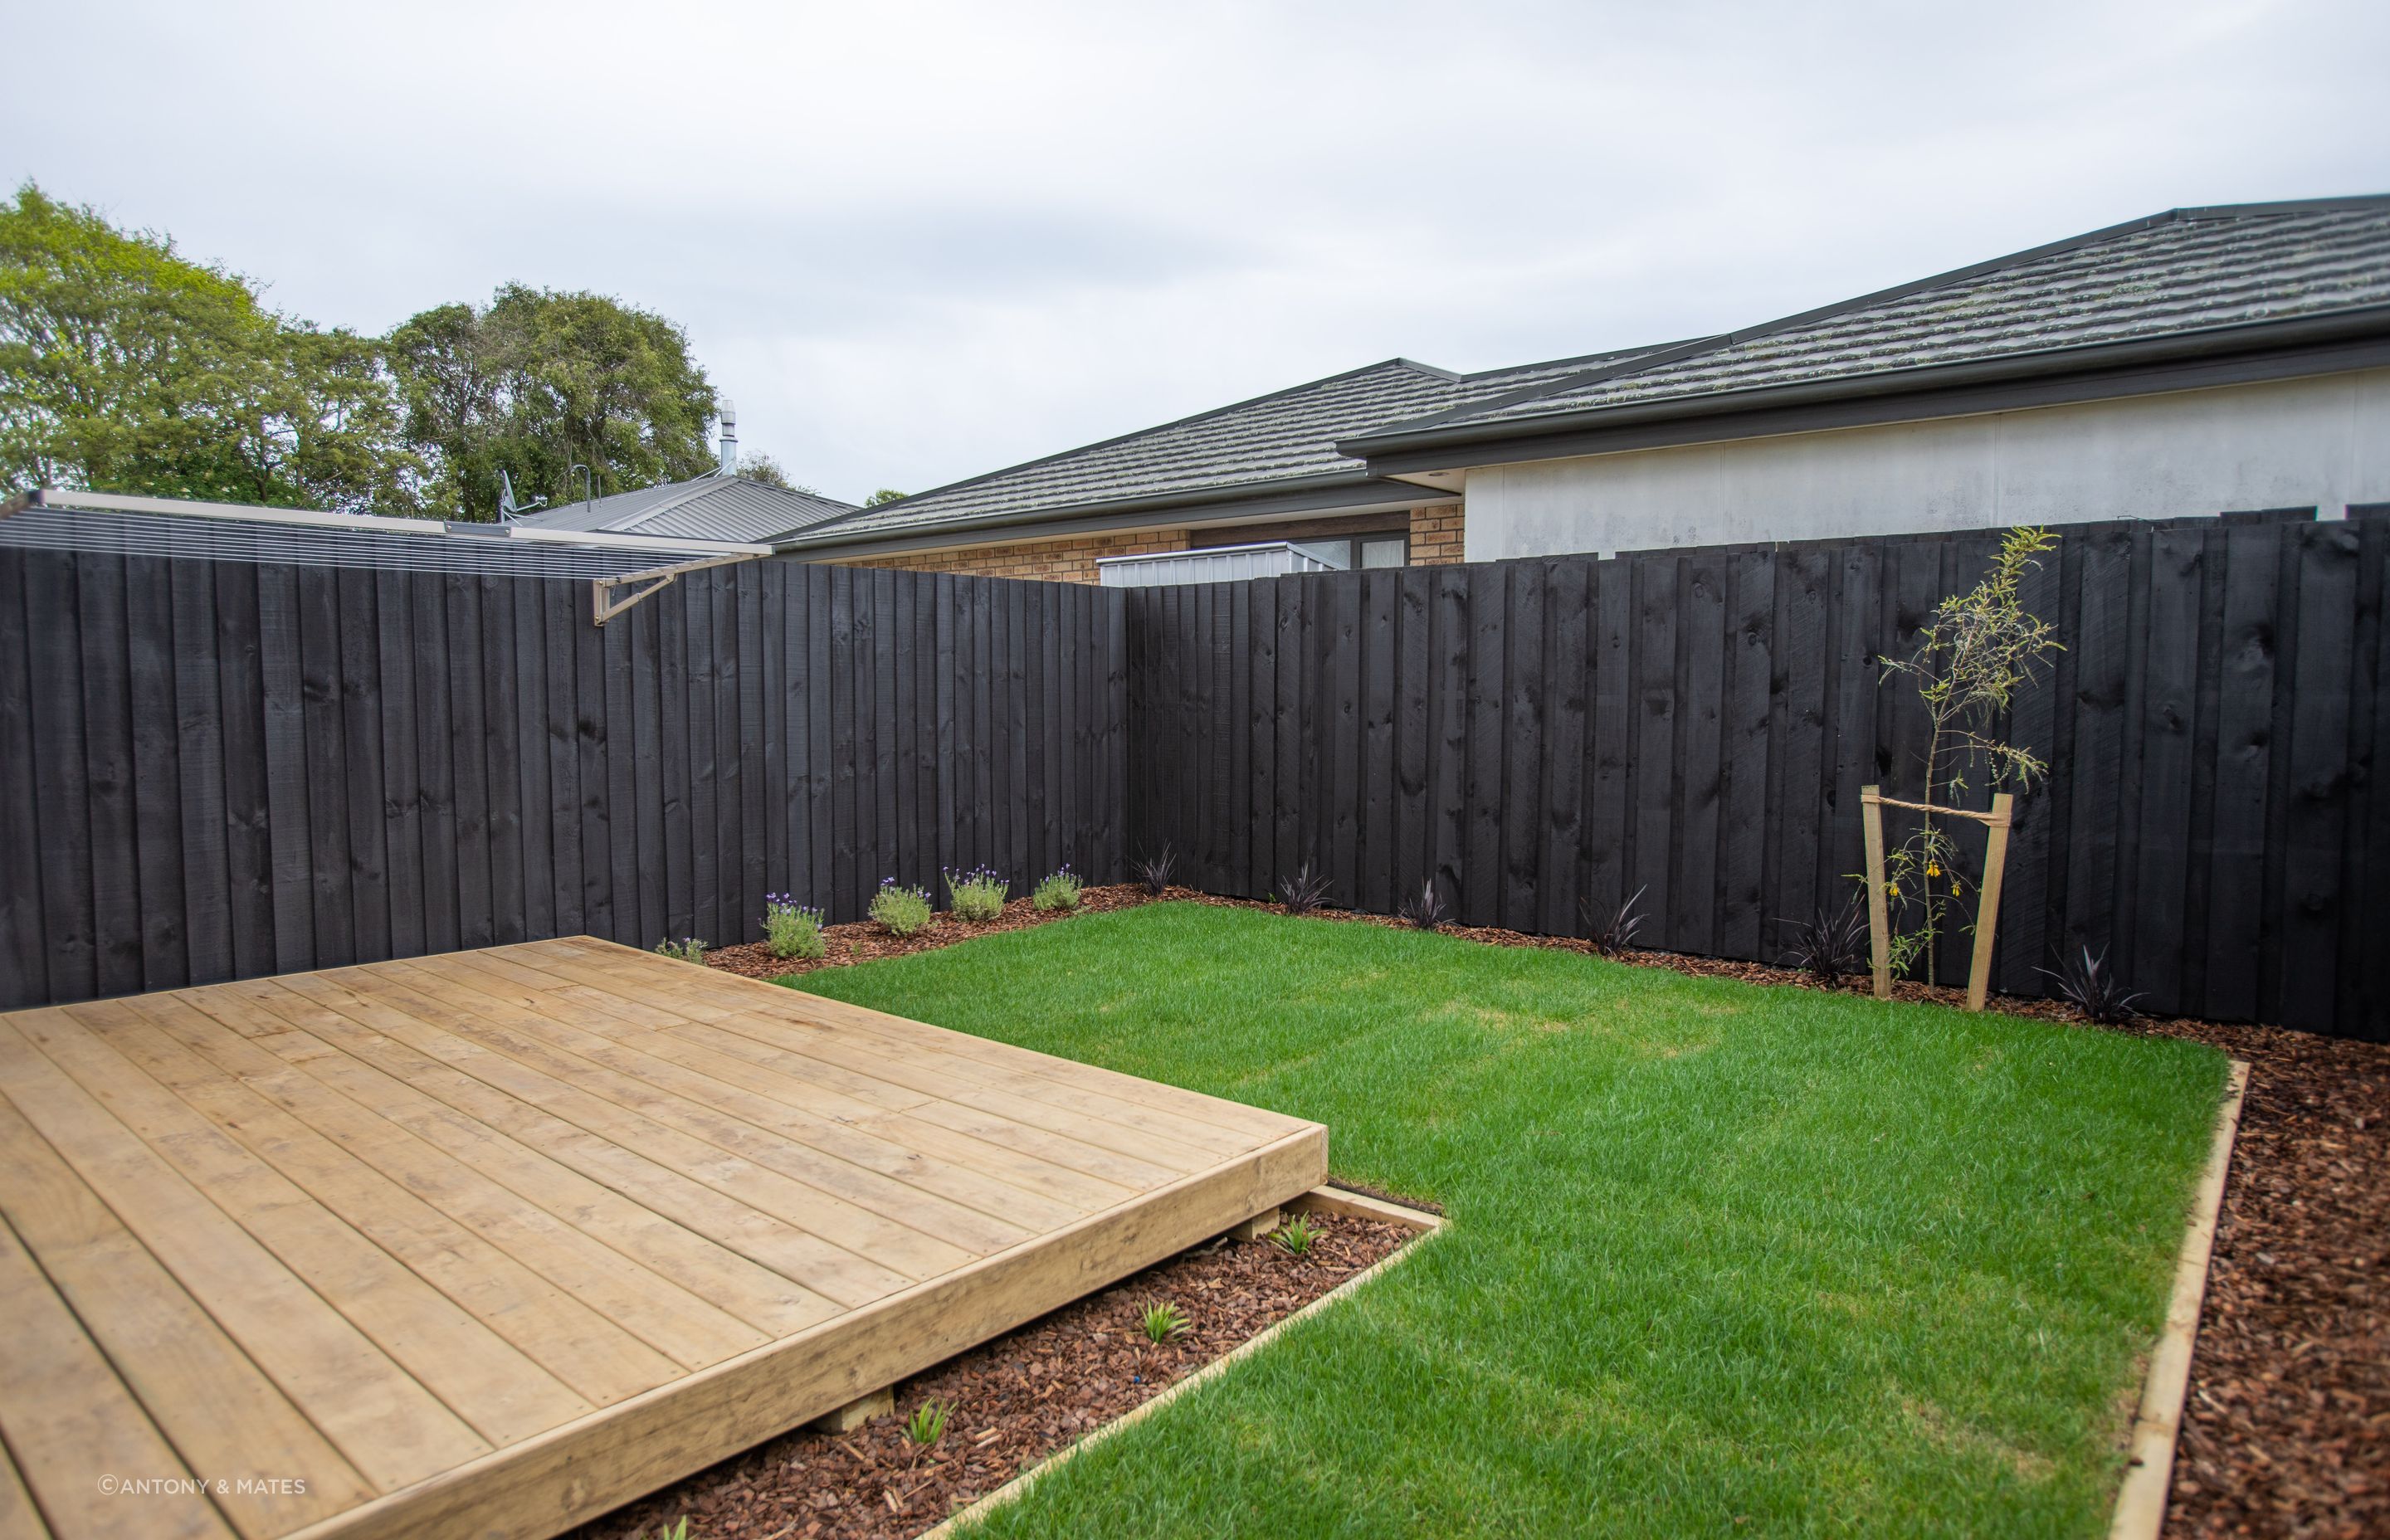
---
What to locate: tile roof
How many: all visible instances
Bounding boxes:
[515,474,856,544]
[800,348,1668,543]
[1352,197,2390,443]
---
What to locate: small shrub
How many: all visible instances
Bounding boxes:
[1268,1215,1321,1256]
[643,1518,690,1540]
[1139,1299,1190,1343]
[761,893,826,961]
[1778,892,1870,984]
[869,880,934,937]
[1396,879,1448,931]
[652,937,706,965]
[945,865,1009,922]
[2041,944,2144,1024]
[1580,885,1647,958]
[1032,865,1084,912]
[905,1396,953,1447]
[1135,846,1178,897]
[1279,862,1331,916]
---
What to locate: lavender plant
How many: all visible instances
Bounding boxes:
[762,894,826,961]
[869,879,933,937]
[945,865,1008,922]
[1032,865,1084,912]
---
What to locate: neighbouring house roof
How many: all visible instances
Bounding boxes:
[778,347,1674,553]
[516,473,856,544]
[1340,196,2390,472]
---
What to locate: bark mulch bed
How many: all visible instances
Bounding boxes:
[710,884,2386,1537]
[572,1214,1416,1540]
[705,884,1156,981]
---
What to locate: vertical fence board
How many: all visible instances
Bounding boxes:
[127,557,188,990]
[170,561,230,987]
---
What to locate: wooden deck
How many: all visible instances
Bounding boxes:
[0,939,1326,1540]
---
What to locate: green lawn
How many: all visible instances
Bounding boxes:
[787,902,2227,1538]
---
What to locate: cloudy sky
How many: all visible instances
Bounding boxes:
[10,0,2387,504]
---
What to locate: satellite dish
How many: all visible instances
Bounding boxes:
[499,468,546,523]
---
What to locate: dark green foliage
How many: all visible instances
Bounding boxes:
[387,283,718,521]
[2,182,422,513]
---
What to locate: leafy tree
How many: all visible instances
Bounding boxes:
[389,284,717,521]
[866,487,905,506]
[735,451,816,495]
[1873,526,2063,982]
[0,182,420,513]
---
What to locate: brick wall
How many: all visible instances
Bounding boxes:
[836,503,1466,583]
[1408,502,1465,565]
[849,529,1189,584]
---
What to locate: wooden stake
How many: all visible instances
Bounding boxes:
[1861,786,1891,1000]
[1964,793,2015,1013]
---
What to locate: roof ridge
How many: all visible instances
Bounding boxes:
[833,356,1446,522]
[600,475,728,531]
[1342,199,2371,447]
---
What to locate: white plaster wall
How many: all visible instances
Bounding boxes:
[1461,368,2390,561]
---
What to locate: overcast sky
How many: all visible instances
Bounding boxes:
[10,0,2388,505]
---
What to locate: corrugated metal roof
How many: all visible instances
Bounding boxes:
[801,347,1667,543]
[1356,198,2390,440]
[517,474,856,543]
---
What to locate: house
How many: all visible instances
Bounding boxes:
[512,404,856,544]
[774,194,2388,581]
[771,348,1680,583]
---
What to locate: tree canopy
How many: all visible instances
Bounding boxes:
[0,182,422,513]
[388,285,719,521]
[0,183,803,522]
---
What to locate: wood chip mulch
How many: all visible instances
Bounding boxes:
[571,1216,1416,1540]
[708,884,2386,1537]
[705,884,1156,980]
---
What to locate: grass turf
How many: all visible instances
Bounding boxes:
[786,902,2228,1538]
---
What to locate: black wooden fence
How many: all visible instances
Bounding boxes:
[7,514,2383,1038]
[0,553,1127,1011]
[1124,514,2389,1040]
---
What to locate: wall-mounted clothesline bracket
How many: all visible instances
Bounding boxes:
[591,550,763,626]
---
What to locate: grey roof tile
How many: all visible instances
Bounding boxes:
[807,347,1667,542]
[516,475,856,543]
[1367,199,2390,437]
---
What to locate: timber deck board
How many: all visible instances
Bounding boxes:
[0,938,1326,1540]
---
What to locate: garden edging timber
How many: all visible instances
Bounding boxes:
[2110,1061,2250,1540]
[919,1186,1446,1538]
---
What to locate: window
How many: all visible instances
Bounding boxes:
[1358,535,1407,568]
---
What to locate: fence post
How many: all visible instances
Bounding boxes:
[1964,792,2016,1013]
[1861,786,1891,1000]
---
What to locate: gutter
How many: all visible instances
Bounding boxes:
[767,472,1444,558]
[1339,305,2390,475]
[30,488,772,560]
